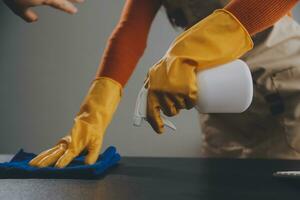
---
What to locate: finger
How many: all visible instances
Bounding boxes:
[54,148,78,168]
[168,94,186,110]
[35,144,67,167]
[20,9,38,23]
[29,145,61,167]
[9,0,43,7]
[184,95,197,110]
[147,93,165,134]
[68,0,84,3]
[85,140,103,165]
[43,0,78,14]
[156,93,178,117]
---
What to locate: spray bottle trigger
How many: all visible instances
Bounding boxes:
[133,86,176,131]
[161,116,176,131]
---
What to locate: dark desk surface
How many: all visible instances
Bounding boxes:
[0,156,300,200]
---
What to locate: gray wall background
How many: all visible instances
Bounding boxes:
[0,1,299,156]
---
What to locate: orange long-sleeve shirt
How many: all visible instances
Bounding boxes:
[97,0,299,87]
[96,0,162,86]
[226,0,299,35]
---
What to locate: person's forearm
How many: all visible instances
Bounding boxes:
[225,0,299,35]
[96,0,162,87]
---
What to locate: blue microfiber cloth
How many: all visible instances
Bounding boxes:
[0,146,121,179]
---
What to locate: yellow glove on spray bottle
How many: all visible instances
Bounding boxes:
[30,77,122,168]
[134,59,253,131]
[146,9,253,133]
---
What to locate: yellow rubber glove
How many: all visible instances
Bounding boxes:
[29,77,122,168]
[146,9,253,133]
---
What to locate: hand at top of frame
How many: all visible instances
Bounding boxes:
[3,0,84,23]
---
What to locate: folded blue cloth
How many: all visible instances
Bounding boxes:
[0,146,121,179]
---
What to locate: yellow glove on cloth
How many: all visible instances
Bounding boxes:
[29,77,122,168]
[147,9,253,133]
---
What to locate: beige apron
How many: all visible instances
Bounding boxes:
[200,16,300,159]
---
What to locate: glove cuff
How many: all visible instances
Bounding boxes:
[76,76,123,128]
[215,9,253,47]
[93,77,123,97]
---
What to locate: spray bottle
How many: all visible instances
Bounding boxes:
[133,59,253,130]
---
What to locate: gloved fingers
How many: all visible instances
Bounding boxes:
[43,0,78,14]
[54,148,78,168]
[29,145,61,166]
[85,139,103,165]
[34,144,67,167]
[168,94,186,110]
[156,93,178,117]
[184,95,197,110]
[147,93,165,134]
